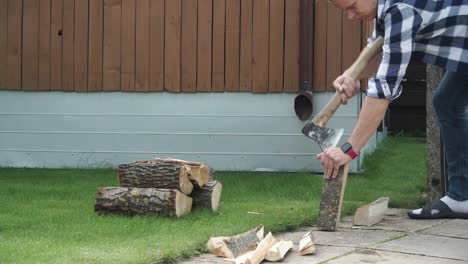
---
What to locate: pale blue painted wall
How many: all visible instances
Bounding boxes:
[0,91,383,172]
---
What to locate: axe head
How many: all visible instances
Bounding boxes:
[302,120,344,150]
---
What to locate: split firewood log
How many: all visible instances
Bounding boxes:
[158,157,212,187]
[265,240,293,261]
[206,226,264,258]
[353,197,389,226]
[243,232,277,264]
[299,232,316,255]
[94,187,192,218]
[222,251,254,264]
[118,160,194,195]
[191,180,222,211]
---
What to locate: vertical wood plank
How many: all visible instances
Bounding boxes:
[62,0,74,91]
[268,0,284,92]
[181,0,197,92]
[165,0,181,92]
[283,0,299,92]
[23,0,39,91]
[103,0,121,91]
[7,0,22,90]
[342,17,361,70]
[212,0,225,91]
[121,0,135,91]
[74,0,89,92]
[88,0,103,91]
[326,2,342,91]
[149,0,164,91]
[313,0,327,92]
[239,0,252,92]
[50,0,63,90]
[252,0,269,93]
[0,0,8,89]
[135,0,150,91]
[197,0,212,92]
[225,0,240,91]
[38,0,51,91]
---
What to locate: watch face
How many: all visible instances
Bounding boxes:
[341,142,352,153]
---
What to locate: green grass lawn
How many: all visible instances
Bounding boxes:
[0,136,427,264]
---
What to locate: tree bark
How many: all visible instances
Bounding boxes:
[94,187,192,218]
[191,180,222,211]
[118,160,194,195]
[158,157,212,187]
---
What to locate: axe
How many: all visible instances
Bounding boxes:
[303,36,384,231]
[302,36,384,150]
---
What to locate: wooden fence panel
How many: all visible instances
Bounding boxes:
[342,17,362,71]
[22,0,39,91]
[121,0,136,91]
[240,0,253,92]
[181,0,197,93]
[252,0,269,93]
[88,0,103,91]
[50,0,63,91]
[197,0,212,92]
[283,0,299,92]
[269,0,284,92]
[0,0,6,89]
[149,0,164,91]
[62,0,74,91]
[225,0,240,92]
[326,2,342,92]
[135,0,150,92]
[103,0,121,91]
[38,0,51,91]
[165,0,181,92]
[313,0,327,92]
[211,0,225,92]
[74,0,89,92]
[7,0,22,90]
[30,2,45,90]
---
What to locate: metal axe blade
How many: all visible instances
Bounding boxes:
[302,120,344,150]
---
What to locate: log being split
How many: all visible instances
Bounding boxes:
[118,160,194,195]
[94,187,192,218]
[207,226,264,258]
[191,180,222,211]
[316,164,349,231]
[158,157,211,187]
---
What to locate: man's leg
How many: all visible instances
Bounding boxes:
[410,71,468,218]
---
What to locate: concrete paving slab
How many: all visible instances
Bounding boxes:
[421,219,468,239]
[371,233,468,261]
[326,249,466,264]
[340,208,449,232]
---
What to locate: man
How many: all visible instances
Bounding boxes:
[318,0,468,219]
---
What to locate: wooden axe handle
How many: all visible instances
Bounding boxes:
[311,36,384,127]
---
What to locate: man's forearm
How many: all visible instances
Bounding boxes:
[347,96,390,152]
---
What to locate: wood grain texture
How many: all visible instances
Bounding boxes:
[164,0,181,92]
[191,180,222,211]
[50,0,63,91]
[313,0,327,91]
[283,0,300,93]
[149,0,164,91]
[326,2,342,91]
[135,0,150,91]
[197,0,213,92]
[7,0,22,90]
[212,0,225,92]
[268,0,284,93]
[103,0,121,91]
[121,0,136,91]
[252,0,269,93]
[74,0,89,92]
[181,0,197,93]
[240,0,253,92]
[38,0,51,91]
[62,0,74,91]
[0,0,7,89]
[225,0,240,92]
[23,0,40,91]
[88,0,104,91]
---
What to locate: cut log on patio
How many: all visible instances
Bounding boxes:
[94,187,192,218]
[265,240,293,262]
[191,180,222,211]
[207,226,264,258]
[243,232,277,264]
[158,157,212,187]
[299,232,316,256]
[353,197,389,226]
[118,160,194,195]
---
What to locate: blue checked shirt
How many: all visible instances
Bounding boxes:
[366,0,468,100]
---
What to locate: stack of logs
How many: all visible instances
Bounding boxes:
[94,158,222,218]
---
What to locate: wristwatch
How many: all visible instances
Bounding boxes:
[340,142,358,160]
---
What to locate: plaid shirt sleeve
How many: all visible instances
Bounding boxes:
[366,5,423,100]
